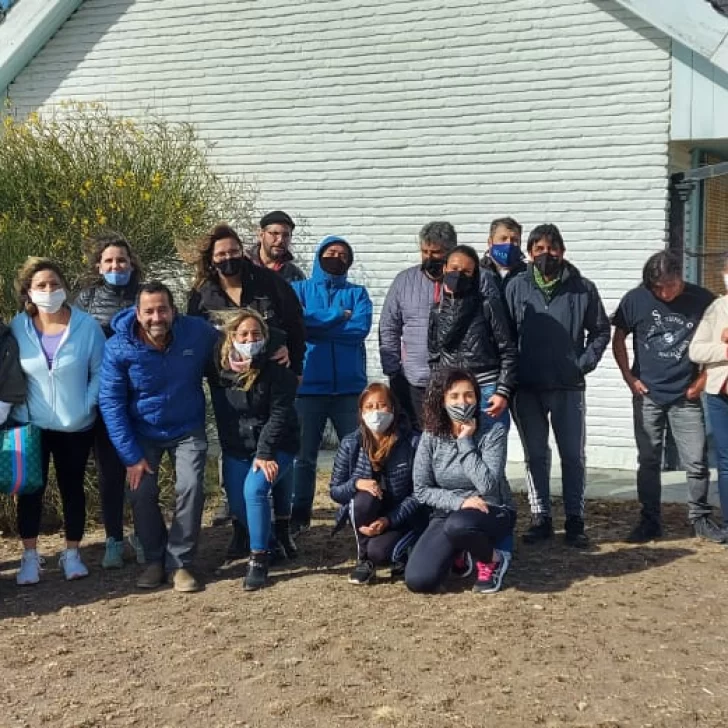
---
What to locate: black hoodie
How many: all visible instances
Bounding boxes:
[0,323,26,405]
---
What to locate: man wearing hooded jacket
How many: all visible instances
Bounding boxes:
[289,236,373,532]
[0,319,26,424]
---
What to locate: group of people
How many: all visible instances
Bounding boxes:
[0,209,726,596]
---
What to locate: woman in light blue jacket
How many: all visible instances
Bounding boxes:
[10,257,106,586]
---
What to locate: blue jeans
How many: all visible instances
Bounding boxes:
[222,452,294,552]
[292,394,360,517]
[479,383,511,429]
[706,393,728,523]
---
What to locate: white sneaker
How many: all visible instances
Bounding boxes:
[17,549,42,585]
[59,548,89,581]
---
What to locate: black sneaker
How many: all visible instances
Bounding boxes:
[243,552,269,591]
[626,519,663,543]
[390,561,406,581]
[692,516,727,543]
[348,560,375,585]
[290,508,311,537]
[274,518,298,559]
[522,515,554,544]
[564,516,590,548]
[212,498,231,527]
[226,519,249,561]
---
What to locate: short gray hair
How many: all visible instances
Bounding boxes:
[419,221,457,251]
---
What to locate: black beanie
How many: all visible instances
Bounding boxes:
[259,210,295,231]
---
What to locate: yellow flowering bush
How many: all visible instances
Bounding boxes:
[0,100,257,319]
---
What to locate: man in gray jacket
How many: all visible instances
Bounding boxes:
[379,221,458,428]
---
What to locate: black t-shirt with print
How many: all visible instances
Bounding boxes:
[612,283,715,405]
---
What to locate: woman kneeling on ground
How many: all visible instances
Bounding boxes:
[405,368,515,594]
[208,309,299,591]
[329,383,425,585]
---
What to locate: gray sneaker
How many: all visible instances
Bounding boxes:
[693,517,726,543]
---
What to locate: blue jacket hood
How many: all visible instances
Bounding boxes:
[110,306,138,339]
[311,236,354,287]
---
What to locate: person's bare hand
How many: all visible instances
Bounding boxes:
[626,375,649,397]
[271,345,290,367]
[359,517,389,537]
[485,394,508,418]
[126,458,154,490]
[461,495,489,512]
[355,479,382,499]
[253,458,279,483]
[454,420,477,438]
[721,327,728,344]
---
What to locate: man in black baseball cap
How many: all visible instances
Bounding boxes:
[247,210,306,283]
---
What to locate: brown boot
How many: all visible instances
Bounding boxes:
[136,563,165,589]
[172,568,202,593]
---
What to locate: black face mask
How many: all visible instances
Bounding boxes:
[320,256,348,276]
[421,257,445,279]
[443,271,476,297]
[215,257,243,278]
[533,253,562,278]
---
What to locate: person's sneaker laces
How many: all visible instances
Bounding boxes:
[472,550,511,594]
[59,548,89,581]
[16,549,42,585]
[626,519,662,543]
[128,533,145,565]
[693,516,726,543]
[101,538,125,569]
[450,551,473,578]
[348,559,375,585]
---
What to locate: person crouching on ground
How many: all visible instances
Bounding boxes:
[405,368,515,595]
[208,309,299,591]
[329,383,425,585]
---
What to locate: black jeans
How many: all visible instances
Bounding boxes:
[388,373,425,432]
[17,428,94,542]
[350,491,405,565]
[405,507,515,594]
[93,417,127,541]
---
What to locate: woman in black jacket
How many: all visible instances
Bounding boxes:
[208,308,299,591]
[0,319,26,425]
[75,231,143,570]
[329,383,425,585]
[428,244,517,425]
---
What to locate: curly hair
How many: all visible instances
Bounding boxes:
[422,367,481,438]
[81,230,144,287]
[191,223,245,290]
[14,257,70,316]
[219,308,269,373]
[358,383,400,471]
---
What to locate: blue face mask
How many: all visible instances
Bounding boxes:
[103,270,132,287]
[490,243,522,269]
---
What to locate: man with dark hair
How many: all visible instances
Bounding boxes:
[100,281,219,592]
[481,216,526,292]
[506,224,610,547]
[379,221,458,428]
[246,210,306,284]
[612,250,721,542]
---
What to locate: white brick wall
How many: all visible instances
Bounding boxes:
[8,0,672,468]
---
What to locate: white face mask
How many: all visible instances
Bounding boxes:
[723,273,728,293]
[233,340,265,360]
[29,289,66,314]
[362,410,394,434]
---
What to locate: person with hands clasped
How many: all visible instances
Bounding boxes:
[329,383,424,585]
[613,251,720,543]
[289,236,373,534]
[207,309,300,591]
[405,368,515,595]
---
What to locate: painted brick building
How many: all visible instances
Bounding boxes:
[1,0,727,467]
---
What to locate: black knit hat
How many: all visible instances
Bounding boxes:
[259,210,295,231]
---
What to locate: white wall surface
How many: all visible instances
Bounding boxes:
[7,0,673,468]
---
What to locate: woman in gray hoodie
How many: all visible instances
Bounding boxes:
[405,368,515,594]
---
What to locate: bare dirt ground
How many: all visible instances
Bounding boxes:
[1,476,728,728]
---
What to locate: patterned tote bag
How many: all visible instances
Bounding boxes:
[0,424,43,495]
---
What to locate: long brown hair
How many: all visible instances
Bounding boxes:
[14,257,70,316]
[190,223,245,290]
[359,383,400,472]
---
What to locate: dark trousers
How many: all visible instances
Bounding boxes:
[350,491,404,565]
[17,428,94,541]
[389,373,426,432]
[405,507,515,594]
[93,417,127,541]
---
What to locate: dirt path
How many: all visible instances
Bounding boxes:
[1,492,727,728]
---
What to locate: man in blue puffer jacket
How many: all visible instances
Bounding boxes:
[99,282,219,593]
[289,236,373,532]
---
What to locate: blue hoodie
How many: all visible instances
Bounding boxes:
[10,307,106,432]
[99,307,219,465]
[290,236,373,396]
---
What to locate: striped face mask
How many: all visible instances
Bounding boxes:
[445,403,477,423]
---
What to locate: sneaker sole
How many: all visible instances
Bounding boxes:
[17,577,40,586]
[173,582,202,593]
[64,572,89,581]
[348,576,374,585]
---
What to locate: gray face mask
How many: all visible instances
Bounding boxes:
[445,403,478,423]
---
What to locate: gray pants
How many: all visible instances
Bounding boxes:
[129,430,208,570]
[633,395,710,523]
[515,389,586,519]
